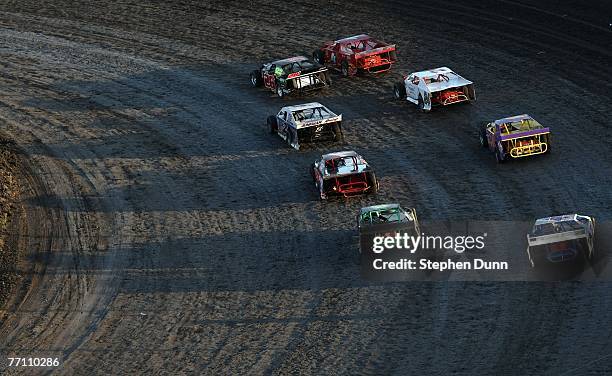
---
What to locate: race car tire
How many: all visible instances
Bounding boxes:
[250,70,262,87]
[364,171,378,195]
[495,148,505,164]
[276,85,284,98]
[370,176,379,195]
[418,95,425,112]
[588,218,596,261]
[313,49,325,65]
[267,116,278,134]
[393,82,406,99]
[332,124,344,143]
[479,127,489,148]
[276,81,285,98]
[587,246,594,261]
[324,70,332,86]
[310,164,317,182]
[341,61,350,77]
[286,129,295,147]
[389,50,397,62]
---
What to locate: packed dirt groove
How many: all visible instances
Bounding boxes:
[0,0,611,374]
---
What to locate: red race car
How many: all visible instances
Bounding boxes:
[313,34,397,77]
[311,150,379,200]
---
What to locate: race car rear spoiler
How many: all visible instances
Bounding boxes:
[527,229,588,247]
[428,80,473,94]
[296,114,342,129]
[287,67,328,79]
[286,67,329,91]
[354,45,396,59]
[500,128,550,141]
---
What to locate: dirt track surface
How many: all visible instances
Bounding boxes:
[0,141,20,306]
[0,0,611,374]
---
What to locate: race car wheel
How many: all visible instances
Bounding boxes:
[371,178,379,194]
[332,124,344,143]
[313,49,325,65]
[250,70,262,87]
[389,50,397,62]
[528,251,536,268]
[393,82,406,99]
[495,148,505,164]
[479,127,488,148]
[341,61,350,77]
[286,129,294,147]
[587,245,594,261]
[588,218,596,260]
[324,71,332,86]
[267,116,278,134]
[418,95,425,112]
[276,85,284,98]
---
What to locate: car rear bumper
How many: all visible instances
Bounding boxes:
[509,142,548,158]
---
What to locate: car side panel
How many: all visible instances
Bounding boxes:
[486,124,497,153]
[406,76,419,101]
[263,71,276,89]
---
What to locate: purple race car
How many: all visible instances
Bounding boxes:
[479,114,551,163]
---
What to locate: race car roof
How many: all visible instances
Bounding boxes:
[321,150,359,161]
[359,204,417,225]
[335,34,370,44]
[494,114,534,125]
[271,56,309,65]
[360,203,401,214]
[413,67,455,78]
[413,67,472,91]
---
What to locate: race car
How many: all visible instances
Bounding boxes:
[311,150,378,199]
[393,67,475,112]
[312,34,397,76]
[268,102,343,150]
[479,114,551,163]
[526,214,595,267]
[358,204,421,253]
[250,56,331,97]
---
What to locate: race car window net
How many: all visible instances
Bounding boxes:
[324,156,361,175]
[293,107,332,121]
[343,39,380,52]
[424,73,455,85]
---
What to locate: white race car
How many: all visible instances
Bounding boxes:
[527,214,595,267]
[394,67,475,112]
[267,102,343,150]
